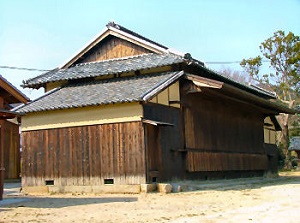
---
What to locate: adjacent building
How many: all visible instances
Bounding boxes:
[0,75,29,200]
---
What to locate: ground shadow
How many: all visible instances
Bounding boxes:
[2,196,138,209]
[0,208,10,212]
[3,180,21,189]
[220,176,300,191]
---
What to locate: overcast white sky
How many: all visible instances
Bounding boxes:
[1,0,299,99]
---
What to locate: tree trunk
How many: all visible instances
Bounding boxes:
[278,100,295,170]
[282,122,292,169]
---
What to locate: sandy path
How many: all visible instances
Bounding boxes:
[1,172,300,223]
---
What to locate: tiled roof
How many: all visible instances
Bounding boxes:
[21,51,277,102]
[22,53,185,89]
[200,66,277,99]
[16,71,183,113]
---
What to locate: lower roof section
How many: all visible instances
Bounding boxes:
[184,74,296,115]
[15,71,183,114]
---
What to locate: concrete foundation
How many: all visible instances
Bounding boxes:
[22,186,49,194]
[22,183,175,194]
[23,184,141,194]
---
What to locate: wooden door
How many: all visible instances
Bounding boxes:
[145,124,162,183]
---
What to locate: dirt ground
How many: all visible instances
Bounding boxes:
[1,171,300,223]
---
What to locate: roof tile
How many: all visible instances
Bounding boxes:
[17,71,182,113]
[22,53,185,88]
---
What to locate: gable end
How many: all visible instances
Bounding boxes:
[74,36,153,65]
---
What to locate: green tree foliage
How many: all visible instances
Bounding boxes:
[240,56,263,82]
[259,31,300,99]
[240,30,300,169]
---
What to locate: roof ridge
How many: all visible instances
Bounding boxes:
[106,21,168,50]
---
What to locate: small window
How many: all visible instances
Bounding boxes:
[45,180,54,186]
[152,177,157,183]
[104,179,114,184]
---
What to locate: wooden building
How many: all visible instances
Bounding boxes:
[289,136,300,158]
[15,22,295,193]
[0,75,29,200]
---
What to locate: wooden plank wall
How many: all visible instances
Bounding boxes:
[75,36,152,64]
[143,103,185,182]
[22,122,145,187]
[187,152,268,172]
[144,124,162,183]
[0,120,20,179]
[183,92,267,173]
[264,143,278,173]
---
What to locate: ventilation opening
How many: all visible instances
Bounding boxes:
[152,177,157,183]
[104,179,114,185]
[45,180,54,186]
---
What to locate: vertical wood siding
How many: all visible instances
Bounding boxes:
[0,120,20,179]
[143,103,185,182]
[264,143,278,173]
[22,122,145,187]
[182,91,267,172]
[186,152,268,172]
[76,36,152,64]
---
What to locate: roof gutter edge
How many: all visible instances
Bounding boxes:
[222,83,296,114]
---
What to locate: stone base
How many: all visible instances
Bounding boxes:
[23,184,141,194]
[22,183,174,194]
[140,183,157,193]
[157,183,172,193]
[22,186,49,194]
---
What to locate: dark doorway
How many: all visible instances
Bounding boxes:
[145,124,162,183]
